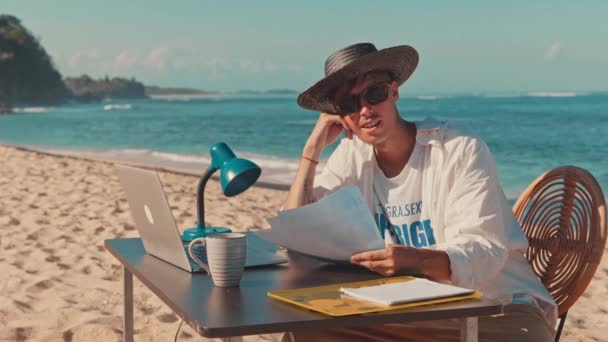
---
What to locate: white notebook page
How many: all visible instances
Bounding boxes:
[340,278,475,306]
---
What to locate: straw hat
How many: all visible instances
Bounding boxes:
[297,43,419,114]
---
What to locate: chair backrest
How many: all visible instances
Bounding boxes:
[513,166,607,316]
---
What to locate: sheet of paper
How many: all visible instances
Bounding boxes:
[256,187,384,262]
[340,278,475,306]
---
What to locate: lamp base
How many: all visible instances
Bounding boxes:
[181,226,232,242]
[182,226,232,268]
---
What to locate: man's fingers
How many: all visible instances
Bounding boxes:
[322,115,346,132]
[337,116,353,140]
[344,125,353,140]
[359,260,382,269]
[351,249,388,263]
[340,121,353,140]
[358,260,395,275]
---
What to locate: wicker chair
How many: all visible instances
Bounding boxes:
[513,166,607,341]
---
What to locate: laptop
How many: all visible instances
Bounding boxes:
[114,163,287,273]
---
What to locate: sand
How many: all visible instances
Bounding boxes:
[0,145,284,341]
[0,144,606,341]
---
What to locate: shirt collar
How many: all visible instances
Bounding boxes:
[415,117,447,146]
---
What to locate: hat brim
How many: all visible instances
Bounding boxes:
[297,45,418,114]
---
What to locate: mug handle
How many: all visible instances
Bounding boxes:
[188,237,211,275]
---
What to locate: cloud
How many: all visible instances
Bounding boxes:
[207,58,232,80]
[239,59,282,73]
[208,66,224,81]
[61,42,301,84]
[48,50,60,61]
[67,49,98,68]
[113,50,138,69]
[264,61,280,72]
[142,44,204,72]
[143,44,170,71]
[544,43,562,61]
[239,59,262,73]
[170,46,197,70]
[287,64,303,72]
[207,58,232,70]
[172,58,187,69]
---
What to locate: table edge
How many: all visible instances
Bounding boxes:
[104,238,503,338]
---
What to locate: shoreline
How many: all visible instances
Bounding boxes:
[0,142,292,192]
[0,142,531,202]
[1,142,532,202]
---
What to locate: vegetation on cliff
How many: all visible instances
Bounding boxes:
[0,15,146,106]
[0,15,69,105]
[0,14,293,109]
[145,86,217,96]
[65,75,146,102]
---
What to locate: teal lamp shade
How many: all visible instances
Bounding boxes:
[221,160,262,196]
[182,142,261,242]
[211,143,262,197]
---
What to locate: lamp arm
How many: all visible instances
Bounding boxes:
[196,166,218,229]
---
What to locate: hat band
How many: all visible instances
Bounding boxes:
[325,43,378,75]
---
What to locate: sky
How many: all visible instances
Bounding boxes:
[3,1,608,94]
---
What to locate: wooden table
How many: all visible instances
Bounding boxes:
[105,237,502,342]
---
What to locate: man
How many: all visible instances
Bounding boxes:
[283,43,557,341]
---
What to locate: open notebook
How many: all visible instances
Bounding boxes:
[268,276,482,316]
[340,278,475,306]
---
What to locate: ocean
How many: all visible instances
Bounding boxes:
[1,92,607,200]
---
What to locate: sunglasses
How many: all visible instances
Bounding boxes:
[335,81,391,116]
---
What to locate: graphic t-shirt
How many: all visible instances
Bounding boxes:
[373,143,436,247]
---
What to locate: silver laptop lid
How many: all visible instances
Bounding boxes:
[114,164,192,271]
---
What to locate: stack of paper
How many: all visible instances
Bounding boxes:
[340,278,475,306]
[267,276,482,316]
[256,187,384,262]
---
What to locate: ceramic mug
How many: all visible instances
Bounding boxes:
[188,232,247,287]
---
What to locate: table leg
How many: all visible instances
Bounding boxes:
[123,266,134,342]
[460,317,478,342]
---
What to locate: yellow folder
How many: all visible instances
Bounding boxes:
[268,276,482,316]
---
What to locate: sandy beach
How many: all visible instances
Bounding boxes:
[1,144,606,341]
[0,144,285,341]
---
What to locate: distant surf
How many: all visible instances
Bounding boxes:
[103,104,133,110]
[13,106,50,113]
[527,92,579,98]
[474,91,593,98]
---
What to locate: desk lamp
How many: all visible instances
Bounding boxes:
[182,142,261,243]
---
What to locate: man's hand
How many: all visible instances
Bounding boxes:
[351,245,452,281]
[283,113,352,210]
[350,244,421,277]
[303,113,352,160]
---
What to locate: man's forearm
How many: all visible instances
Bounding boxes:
[416,249,452,281]
[283,159,318,210]
[283,113,348,210]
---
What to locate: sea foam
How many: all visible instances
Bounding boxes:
[526,92,578,98]
[13,107,49,113]
[103,104,133,110]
